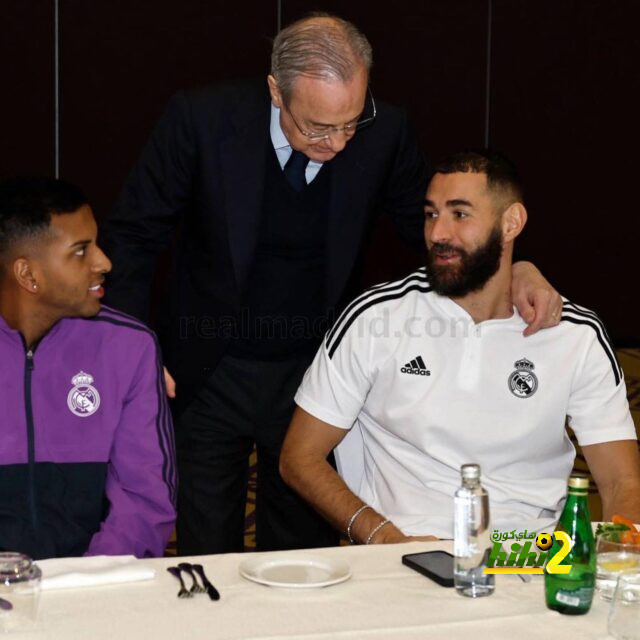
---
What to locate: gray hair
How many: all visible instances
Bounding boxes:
[271,13,373,104]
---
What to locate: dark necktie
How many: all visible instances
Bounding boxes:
[283,150,309,192]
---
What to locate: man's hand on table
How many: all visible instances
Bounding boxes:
[369,522,438,544]
[511,261,563,336]
[282,408,440,545]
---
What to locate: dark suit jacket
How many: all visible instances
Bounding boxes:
[102,78,429,408]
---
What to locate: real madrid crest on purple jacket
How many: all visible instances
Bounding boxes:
[0,306,177,559]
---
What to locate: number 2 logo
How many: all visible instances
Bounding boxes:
[545,531,573,574]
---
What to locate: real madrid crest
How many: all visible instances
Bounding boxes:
[67,371,101,417]
[508,358,538,398]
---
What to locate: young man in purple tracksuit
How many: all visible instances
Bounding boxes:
[0,178,176,560]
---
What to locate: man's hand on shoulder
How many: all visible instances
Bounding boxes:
[511,261,563,337]
[163,367,176,398]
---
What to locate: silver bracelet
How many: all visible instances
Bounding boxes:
[366,519,391,545]
[346,505,371,544]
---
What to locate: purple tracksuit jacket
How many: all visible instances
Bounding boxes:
[0,306,177,559]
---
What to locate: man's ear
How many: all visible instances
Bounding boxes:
[267,75,283,108]
[13,257,40,293]
[501,202,527,242]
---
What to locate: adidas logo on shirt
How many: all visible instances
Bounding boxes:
[400,356,431,376]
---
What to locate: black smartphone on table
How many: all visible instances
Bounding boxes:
[402,550,454,587]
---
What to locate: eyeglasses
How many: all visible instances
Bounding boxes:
[284,88,377,141]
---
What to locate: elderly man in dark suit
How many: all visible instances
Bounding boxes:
[102,14,561,555]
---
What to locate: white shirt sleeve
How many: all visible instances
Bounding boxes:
[567,329,636,446]
[294,308,375,430]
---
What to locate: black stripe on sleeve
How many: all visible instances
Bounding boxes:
[326,268,429,350]
[98,305,151,329]
[152,335,177,505]
[87,315,177,504]
[561,304,622,386]
[562,301,622,380]
[562,300,601,324]
[328,283,432,359]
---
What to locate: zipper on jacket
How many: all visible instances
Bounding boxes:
[24,349,38,529]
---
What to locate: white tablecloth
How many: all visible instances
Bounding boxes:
[23,542,612,640]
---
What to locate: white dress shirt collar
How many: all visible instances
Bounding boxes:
[269,104,324,183]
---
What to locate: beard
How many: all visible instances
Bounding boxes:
[425,226,503,297]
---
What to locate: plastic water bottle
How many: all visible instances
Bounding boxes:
[454,463,495,597]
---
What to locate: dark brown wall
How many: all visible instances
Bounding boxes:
[1,1,638,343]
[58,0,274,219]
[1,1,54,176]
[490,0,640,344]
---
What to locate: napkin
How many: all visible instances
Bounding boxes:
[37,555,156,591]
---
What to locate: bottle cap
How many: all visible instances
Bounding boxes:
[461,463,481,479]
[568,475,589,489]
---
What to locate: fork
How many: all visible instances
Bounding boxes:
[166,566,193,598]
[178,562,206,594]
[191,563,221,601]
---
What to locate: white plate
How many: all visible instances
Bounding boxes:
[239,554,351,588]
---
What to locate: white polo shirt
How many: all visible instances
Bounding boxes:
[294,267,636,538]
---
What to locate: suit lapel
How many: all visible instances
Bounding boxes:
[326,146,370,306]
[221,98,270,293]
[221,88,374,305]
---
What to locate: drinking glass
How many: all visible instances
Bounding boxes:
[596,532,640,600]
[0,553,42,632]
[608,571,640,640]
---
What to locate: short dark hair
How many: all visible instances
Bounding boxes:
[433,149,524,205]
[0,177,88,255]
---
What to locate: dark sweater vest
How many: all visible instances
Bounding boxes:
[228,147,331,360]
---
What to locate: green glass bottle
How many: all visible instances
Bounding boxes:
[544,475,596,615]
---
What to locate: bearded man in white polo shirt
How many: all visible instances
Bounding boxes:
[280,149,640,544]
